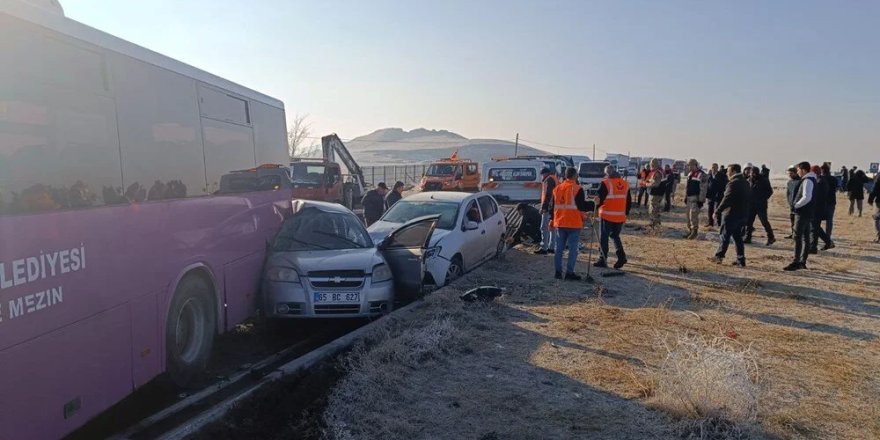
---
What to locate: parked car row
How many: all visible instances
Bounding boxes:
[262,192,507,322]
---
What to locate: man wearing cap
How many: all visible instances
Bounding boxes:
[536,168,558,255]
[647,158,666,228]
[683,159,709,239]
[361,182,388,226]
[385,181,405,209]
[594,165,632,269]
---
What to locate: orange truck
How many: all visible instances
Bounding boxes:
[419,156,481,192]
[289,158,345,204]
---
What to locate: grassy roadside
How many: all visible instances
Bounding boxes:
[323,191,880,440]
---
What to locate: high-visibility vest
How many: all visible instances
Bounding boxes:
[540,174,559,205]
[552,180,583,229]
[599,177,629,223]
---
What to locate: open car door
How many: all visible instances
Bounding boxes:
[378,215,439,297]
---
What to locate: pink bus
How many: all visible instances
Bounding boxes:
[0,1,291,438]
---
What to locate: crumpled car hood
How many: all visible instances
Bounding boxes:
[267,247,384,275]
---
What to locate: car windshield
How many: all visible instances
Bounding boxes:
[380,200,459,230]
[290,163,326,185]
[272,207,372,251]
[578,163,607,178]
[425,164,457,176]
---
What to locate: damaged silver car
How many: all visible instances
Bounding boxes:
[262,200,437,319]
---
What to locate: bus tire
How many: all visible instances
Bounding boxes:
[166,275,216,387]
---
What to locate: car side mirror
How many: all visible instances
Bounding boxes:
[464,221,479,231]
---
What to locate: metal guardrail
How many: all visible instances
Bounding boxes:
[361,164,427,187]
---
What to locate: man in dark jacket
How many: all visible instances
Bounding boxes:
[847,170,868,216]
[869,174,880,242]
[536,168,558,255]
[663,165,675,211]
[710,164,750,266]
[784,165,800,239]
[707,163,728,226]
[745,168,775,245]
[817,164,837,248]
[361,182,388,226]
[706,163,721,226]
[808,165,833,253]
[840,166,849,193]
[385,181,405,209]
[785,162,817,271]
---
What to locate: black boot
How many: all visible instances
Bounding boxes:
[614,250,628,269]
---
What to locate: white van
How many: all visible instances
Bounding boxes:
[578,160,611,196]
[480,160,545,202]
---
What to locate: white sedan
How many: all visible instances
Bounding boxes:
[368,191,507,287]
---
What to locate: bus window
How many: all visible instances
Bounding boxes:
[0,85,122,214]
[113,53,208,201]
[203,119,257,193]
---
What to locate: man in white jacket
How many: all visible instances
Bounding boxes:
[784,162,817,271]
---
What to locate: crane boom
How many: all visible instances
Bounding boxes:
[322,133,366,207]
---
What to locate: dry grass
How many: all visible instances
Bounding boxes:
[321,190,880,439]
[651,334,759,438]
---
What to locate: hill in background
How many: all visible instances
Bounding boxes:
[346,128,551,165]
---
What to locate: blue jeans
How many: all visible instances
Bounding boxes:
[599,219,625,261]
[540,212,556,251]
[554,227,581,274]
[715,216,745,261]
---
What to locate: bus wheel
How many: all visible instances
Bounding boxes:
[166,275,216,387]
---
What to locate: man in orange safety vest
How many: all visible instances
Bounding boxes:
[594,165,632,269]
[552,167,594,280]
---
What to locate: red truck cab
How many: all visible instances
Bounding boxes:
[289,159,344,203]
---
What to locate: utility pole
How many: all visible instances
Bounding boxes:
[514,133,519,157]
[592,144,596,160]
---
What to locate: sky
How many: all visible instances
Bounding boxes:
[62,0,879,170]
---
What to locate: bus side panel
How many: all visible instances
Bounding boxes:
[251,100,288,166]
[130,291,161,388]
[223,252,263,331]
[0,304,131,440]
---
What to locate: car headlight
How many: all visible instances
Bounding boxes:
[372,264,392,283]
[425,246,441,259]
[267,267,299,283]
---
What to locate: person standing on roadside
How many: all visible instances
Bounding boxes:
[785,162,817,271]
[385,181,405,209]
[361,182,388,226]
[647,159,666,228]
[709,164,749,267]
[663,164,675,211]
[848,170,868,216]
[784,165,800,239]
[745,165,776,246]
[869,173,880,242]
[535,168,558,255]
[594,165,632,269]
[637,166,649,208]
[552,167,593,281]
[683,159,708,239]
[706,163,722,227]
[818,164,838,247]
[808,165,834,253]
[840,166,849,193]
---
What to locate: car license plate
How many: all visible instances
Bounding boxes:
[313,292,360,303]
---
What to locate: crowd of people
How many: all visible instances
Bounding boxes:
[518,158,879,280]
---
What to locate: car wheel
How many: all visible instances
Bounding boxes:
[446,255,464,284]
[166,275,216,387]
